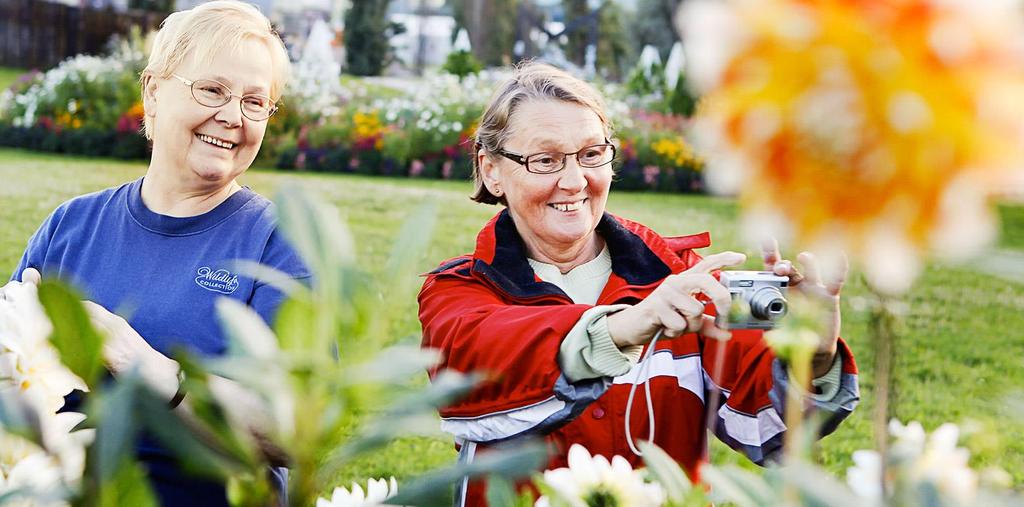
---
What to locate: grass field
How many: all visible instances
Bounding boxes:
[0,67,28,91]
[2,148,1022,491]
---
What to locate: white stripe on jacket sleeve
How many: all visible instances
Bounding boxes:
[440,397,567,442]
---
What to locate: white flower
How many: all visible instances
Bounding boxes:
[913,423,978,502]
[0,282,87,413]
[0,409,92,506]
[0,449,68,506]
[536,444,665,507]
[846,449,882,502]
[847,420,978,504]
[316,477,399,507]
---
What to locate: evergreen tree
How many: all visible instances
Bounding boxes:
[668,71,696,117]
[449,0,518,66]
[562,0,589,67]
[629,0,681,61]
[443,50,483,81]
[344,0,406,76]
[596,2,629,80]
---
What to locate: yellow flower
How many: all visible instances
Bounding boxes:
[352,110,384,141]
[651,137,697,167]
[682,0,1024,293]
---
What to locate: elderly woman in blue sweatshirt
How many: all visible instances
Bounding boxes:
[4,1,307,504]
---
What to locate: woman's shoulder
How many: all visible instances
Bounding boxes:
[42,180,136,225]
[424,254,473,277]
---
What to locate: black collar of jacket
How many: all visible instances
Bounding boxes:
[472,209,672,300]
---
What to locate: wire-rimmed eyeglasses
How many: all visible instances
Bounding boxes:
[172,74,277,121]
[495,141,617,174]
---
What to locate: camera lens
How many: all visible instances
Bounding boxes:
[750,287,788,321]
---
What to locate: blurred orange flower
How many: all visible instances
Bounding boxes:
[681,0,1024,293]
[55,112,82,130]
[125,102,145,120]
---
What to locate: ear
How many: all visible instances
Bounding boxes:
[141,74,158,118]
[478,149,503,196]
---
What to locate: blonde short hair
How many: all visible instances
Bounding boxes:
[140,0,291,139]
[472,62,612,205]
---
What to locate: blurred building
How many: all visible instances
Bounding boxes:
[386,0,453,72]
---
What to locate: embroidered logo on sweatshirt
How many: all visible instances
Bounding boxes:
[195,266,239,294]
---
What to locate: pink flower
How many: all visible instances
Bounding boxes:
[409,159,424,177]
[643,165,661,186]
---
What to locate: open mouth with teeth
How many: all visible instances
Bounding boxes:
[550,198,588,213]
[196,133,236,150]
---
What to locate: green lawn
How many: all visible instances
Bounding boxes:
[2,148,1022,490]
[0,67,28,91]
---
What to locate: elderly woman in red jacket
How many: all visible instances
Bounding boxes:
[418,62,858,506]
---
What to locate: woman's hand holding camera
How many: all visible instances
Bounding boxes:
[606,251,747,348]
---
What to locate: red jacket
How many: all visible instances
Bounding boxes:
[419,210,859,506]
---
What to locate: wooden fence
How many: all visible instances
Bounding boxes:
[0,0,164,70]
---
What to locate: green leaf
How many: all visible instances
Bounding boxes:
[347,345,441,384]
[0,390,44,445]
[638,440,694,502]
[388,441,548,506]
[330,369,481,460]
[382,200,438,284]
[37,281,104,387]
[135,388,247,480]
[776,462,861,507]
[701,464,776,507]
[216,298,280,360]
[272,294,317,352]
[147,352,260,474]
[230,259,309,297]
[274,184,356,273]
[90,373,142,484]
[98,459,158,507]
[486,474,533,507]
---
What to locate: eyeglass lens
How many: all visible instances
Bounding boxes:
[526,144,615,173]
[190,79,274,120]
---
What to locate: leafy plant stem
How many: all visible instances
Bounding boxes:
[869,289,898,499]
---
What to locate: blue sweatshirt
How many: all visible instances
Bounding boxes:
[12,177,310,505]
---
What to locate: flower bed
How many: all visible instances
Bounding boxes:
[0,45,705,193]
[0,36,150,160]
[268,72,705,193]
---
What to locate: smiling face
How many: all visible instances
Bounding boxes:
[480,99,613,260]
[143,37,273,190]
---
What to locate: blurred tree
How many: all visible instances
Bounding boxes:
[629,0,681,61]
[563,0,589,67]
[449,0,518,66]
[595,1,629,80]
[128,0,174,13]
[557,1,629,79]
[443,50,483,80]
[344,0,407,76]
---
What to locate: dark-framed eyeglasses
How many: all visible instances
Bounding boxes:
[495,141,617,174]
[172,74,278,121]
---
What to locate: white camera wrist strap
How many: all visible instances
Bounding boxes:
[624,329,664,456]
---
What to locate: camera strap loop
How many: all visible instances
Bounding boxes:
[624,329,663,457]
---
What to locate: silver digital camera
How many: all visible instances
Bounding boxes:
[717,271,789,330]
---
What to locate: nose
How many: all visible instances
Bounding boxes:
[214,97,243,128]
[557,157,588,193]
